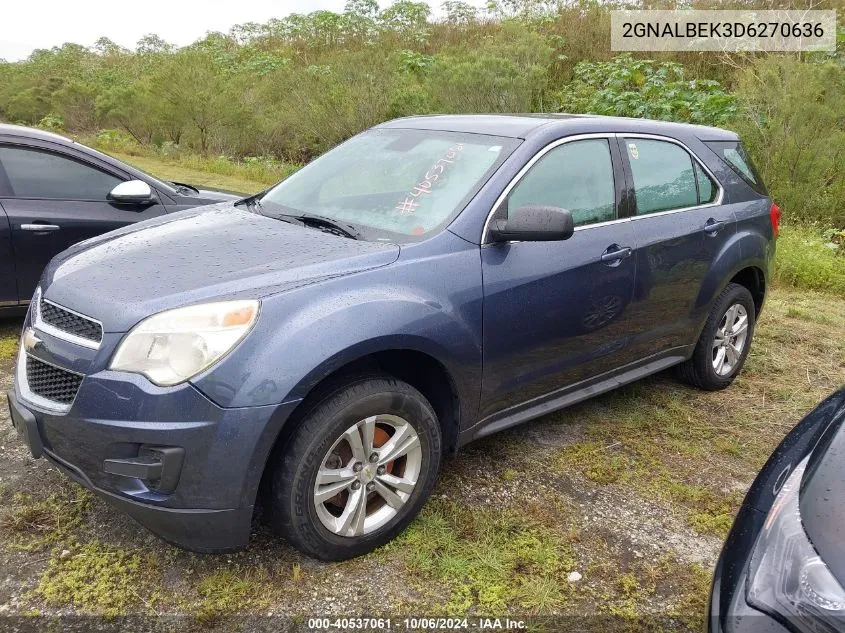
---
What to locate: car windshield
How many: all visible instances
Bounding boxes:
[259,128,519,242]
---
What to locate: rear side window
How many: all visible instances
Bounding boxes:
[506,139,616,227]
[0,146,122,200]
[705,141,768,195]
[624,138,698,215]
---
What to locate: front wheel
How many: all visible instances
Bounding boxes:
[269,377,441,561]
[677,283,756,391]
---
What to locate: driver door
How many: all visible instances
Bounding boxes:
[479,136,639,420]
[0,143,168,302]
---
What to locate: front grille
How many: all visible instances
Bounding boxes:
[39,299,103,344]
[25,355,83,406]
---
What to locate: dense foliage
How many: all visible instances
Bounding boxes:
[0,0,843,230]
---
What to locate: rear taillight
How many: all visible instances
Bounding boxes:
[770,202,782,239]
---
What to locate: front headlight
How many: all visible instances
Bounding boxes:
[110,300,259,386]
[747,456,845,631]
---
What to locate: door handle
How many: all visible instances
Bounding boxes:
[703,219,725,235]
[20,223,60,232]
[600,245,632,265]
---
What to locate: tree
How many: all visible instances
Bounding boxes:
[441,1,478,26]
[379,1,431,35]
[93,37,128,57]
[95,83,157,143]
[153,49,237,153]
[136,34,173,55]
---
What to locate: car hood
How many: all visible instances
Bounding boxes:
[40,204,400,333]
[800,388,845,587]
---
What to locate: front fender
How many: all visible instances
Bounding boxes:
[192,267,483,416]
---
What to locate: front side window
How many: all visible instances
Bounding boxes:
[261,129,518,242]
[505,139,616,227]
[624,138,699,215]
[0,146,122,200]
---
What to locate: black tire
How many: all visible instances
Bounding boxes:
[677,283,756,391]
[269,377,441,561]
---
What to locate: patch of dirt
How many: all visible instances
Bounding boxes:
[1,285,841,624]
[452,425,721,569]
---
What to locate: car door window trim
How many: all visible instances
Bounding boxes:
[481,132,724,244]
[0,142,127,202]
[618,133,724,219]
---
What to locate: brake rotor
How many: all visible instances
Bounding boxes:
[373,426,395,475]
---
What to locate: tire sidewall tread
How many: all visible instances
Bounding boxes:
[679,282,756,391]
[270,377,441,561]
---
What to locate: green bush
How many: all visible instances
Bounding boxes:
[0,4,841,235]
[552,54,738,127]
[426,24,552,113]
[775,224,845,296]
[256,49,400,160]
[93,129,143,154]
[732,56,845,228]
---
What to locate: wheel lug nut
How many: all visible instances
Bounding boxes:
[369,453,379,463]
[366,482,375,491]
[353,462,363,472]
[351,481,361,490]
[376,466,386,475]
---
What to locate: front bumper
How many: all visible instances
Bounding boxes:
[8,367,297,552]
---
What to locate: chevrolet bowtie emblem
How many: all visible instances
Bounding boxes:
[22,328,41,353]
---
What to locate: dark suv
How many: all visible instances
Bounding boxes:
[7,115,779,560]
[0,124,239,312]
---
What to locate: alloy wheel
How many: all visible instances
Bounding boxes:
[313,414,422,537]
[712,303,749,377]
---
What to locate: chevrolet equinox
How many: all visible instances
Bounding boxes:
[7,115,779,560]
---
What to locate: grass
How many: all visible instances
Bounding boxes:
[386,497,576,614]
[191,568,277,623]
[2,486,92,551]
[5,283,841,626]
[0,321,18,360]
[36,540,160,616]
[775,224,845,295]
[547,285,845,538]
[109,152,274,195]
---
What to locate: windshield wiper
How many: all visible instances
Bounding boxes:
[238,197,361,240]
[170,181,199,195]
[234,189,269,210]
[235,197,261,213]
[277,213,362,240]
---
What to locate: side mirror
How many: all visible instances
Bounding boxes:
[108,180,155,205]
[489,205,575,242]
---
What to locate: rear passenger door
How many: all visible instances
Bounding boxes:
[0,143,168,302]
[618,135,735,358]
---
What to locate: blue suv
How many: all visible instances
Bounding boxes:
[7,115,778,560]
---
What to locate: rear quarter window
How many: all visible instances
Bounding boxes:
[705,141,768,196]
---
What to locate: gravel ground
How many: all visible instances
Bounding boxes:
[0,285,842,631]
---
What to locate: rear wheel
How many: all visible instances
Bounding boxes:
[677,283,756,391]
[270,377,441,561]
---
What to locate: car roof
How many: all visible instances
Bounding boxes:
[377,114,738,142]
[0,123,77,145]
